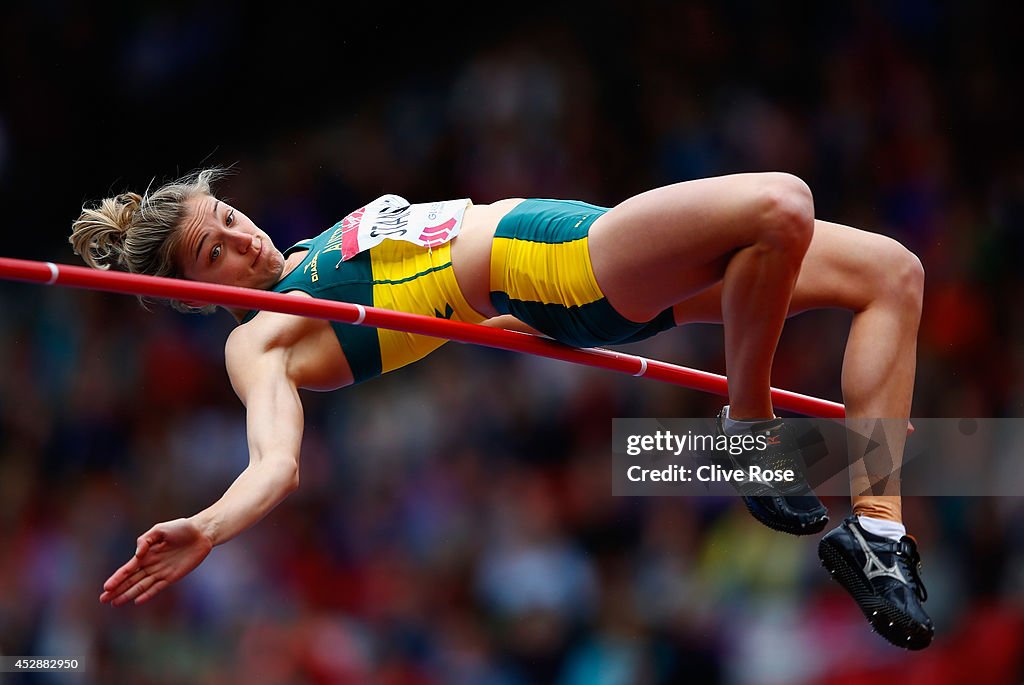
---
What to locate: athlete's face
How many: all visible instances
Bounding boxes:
[177,194,285,290]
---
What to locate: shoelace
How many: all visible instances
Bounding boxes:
[898,543,929,602]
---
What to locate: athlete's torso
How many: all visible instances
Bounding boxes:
[233,197,523,389]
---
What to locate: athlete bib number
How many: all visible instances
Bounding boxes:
[339,195,469,261]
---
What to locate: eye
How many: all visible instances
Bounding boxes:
[211,244,222,262]
[226,209,235,227]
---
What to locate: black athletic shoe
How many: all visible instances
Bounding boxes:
[714,408,829,535]
[818,516,934,650]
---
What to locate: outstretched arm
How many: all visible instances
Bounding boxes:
[101,344,303,606]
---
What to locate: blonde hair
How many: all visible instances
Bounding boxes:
[70,168,227,313]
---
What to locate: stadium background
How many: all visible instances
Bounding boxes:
[1,2,1022,683]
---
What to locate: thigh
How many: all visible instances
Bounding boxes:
[587,172,805,321]
[671,220,899,324]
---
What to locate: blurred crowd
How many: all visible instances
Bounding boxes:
[1,1,1023,683]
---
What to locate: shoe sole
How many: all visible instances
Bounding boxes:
[743,497,828,536]
[818,536,934,650]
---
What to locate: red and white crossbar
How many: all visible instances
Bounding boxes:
[0,257,846,418]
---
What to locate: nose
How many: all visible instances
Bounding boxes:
[228,229,258,253]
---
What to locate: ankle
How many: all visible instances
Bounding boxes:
[724,401,774,422]
[721,404,775,435]
[856,515,906,542]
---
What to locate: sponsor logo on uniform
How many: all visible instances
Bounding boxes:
[303,250,321,283]
[419,218,457,246]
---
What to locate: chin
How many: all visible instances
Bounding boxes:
[265,256,286,285]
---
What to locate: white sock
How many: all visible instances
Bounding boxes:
[721,405,774,436]
[857,515,906,542]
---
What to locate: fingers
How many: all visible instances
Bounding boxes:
[136,530,161,556]
[134,580,170,605]
[99,528,166,605]
[102,557,143,594]
[100,566,147,603]
[98,524,206,607]
[100,564,172,606]
[107,570,161,607]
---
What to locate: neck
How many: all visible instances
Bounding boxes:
[230,248,308,324]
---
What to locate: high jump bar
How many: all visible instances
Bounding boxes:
[0,257,846,418]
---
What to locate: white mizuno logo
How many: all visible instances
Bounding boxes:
[851,524,907,584]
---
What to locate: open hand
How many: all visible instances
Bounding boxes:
[100,518,213,606]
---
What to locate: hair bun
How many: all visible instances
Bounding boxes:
[69,192,145,270]
[112,192,143,232]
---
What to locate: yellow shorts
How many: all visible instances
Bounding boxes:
[489,199,676,347]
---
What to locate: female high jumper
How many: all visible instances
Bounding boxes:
[71,168,933,649]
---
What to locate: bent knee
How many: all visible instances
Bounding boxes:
[887,243,925,309]
[754,173,815,254]
[861,237,924,311]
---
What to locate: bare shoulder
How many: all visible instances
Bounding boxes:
[225,294,353,394]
